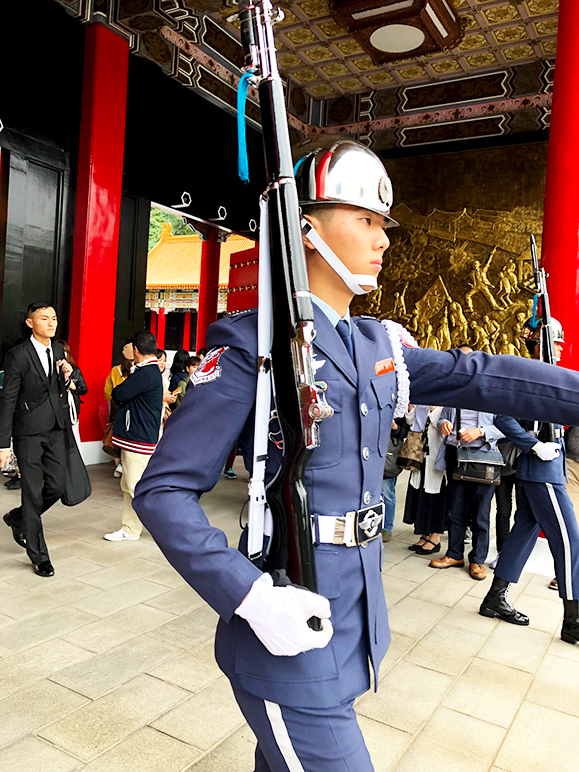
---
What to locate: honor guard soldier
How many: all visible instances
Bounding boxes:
[482,318,579,645]
[134,141,579,771]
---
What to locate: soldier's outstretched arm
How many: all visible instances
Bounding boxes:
[403,346,579,427]
[133,315,263,621]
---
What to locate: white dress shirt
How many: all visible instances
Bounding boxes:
[30,335,53,378]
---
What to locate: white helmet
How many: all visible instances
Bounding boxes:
[294,139,398,227]
[520,317,565,344]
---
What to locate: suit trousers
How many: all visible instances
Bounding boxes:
[494,474,518,553]
[12,427,67,564]
[496,481,579,600]
[120,449,151,536]
[445,446,494,565]
[232,686,374,772]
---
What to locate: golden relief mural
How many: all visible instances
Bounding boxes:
[351,205,542,356]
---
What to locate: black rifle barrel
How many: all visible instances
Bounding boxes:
[530,235,556,443]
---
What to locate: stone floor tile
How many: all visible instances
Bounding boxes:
[382,575,420,608]
[526,653,579,717]
[356,660,454,734]
[514,592,563,634]
[49,539,133,567]
[444,594,500,636]
[146,566,189,589]
[51,635,179,699]
[376,632,417,680]
[0,679,88,749]
[0,558,30,581]
[381,540,418,566]
[0,639,93,700]
[38,674,188,762]
[144,584,204,615]
[547,634,579,662]
[0,735,80,772]
[3,558,102,590]
[0,586,68,620]
[70,577,170,618]
[147,605,218,649]
[0,606,96,657]
[495,701,579,772]
[39,578,102,605]
[385,555,441,583]
[409,572,473,607]
[392,707,506,772]
[151,677,245,751]
[386,596,449,640]
[476,622,552,674]
[80,727,202,772]
[521,573,560,602]
[62,603,175,653]
[357,716,411,772]
[76,558,162,590]
[184,724,256,772]
[0,579,29,598]
[443,658,532,728]
[146,639,222,693]
[406,623,488,676]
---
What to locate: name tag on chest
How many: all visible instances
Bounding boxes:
[374,358,394,376]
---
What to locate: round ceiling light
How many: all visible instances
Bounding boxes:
[370,23,426,53]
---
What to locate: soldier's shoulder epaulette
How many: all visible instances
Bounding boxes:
[224,308,258,320]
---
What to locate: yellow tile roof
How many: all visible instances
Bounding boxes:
[146,232,255,290]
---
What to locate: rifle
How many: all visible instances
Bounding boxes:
[530,234,556,442]
[235,0,333,601]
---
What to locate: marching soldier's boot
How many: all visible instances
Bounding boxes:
[479,576,530,625]
[561,600,579,645]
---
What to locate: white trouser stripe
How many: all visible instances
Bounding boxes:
[264,700,305,772]
[546,482,574,599]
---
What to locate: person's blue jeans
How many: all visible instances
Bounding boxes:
[382,476,397,533]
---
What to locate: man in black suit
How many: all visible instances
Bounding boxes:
[0,301,73,576]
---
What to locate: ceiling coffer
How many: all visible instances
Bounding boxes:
[330,0,464,64]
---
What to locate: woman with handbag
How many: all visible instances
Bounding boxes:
[430,406,506,580]
[57,340,87,449]
[402,405,447,555]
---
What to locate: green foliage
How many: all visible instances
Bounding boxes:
[148,207,191,252]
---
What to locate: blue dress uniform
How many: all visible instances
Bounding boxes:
[134,308,579,772]
[493,416,579,600]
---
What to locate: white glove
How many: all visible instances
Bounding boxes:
[532,441,560,461]
[235,573,333,657]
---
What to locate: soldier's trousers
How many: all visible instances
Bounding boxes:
[495,481,579,600]
[233,686,374,772]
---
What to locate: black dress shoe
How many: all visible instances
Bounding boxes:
[416,539,441,556]
[33,561,55,577]
[3,513,26,548]
[4,476,21,490]
[479,576,529,625]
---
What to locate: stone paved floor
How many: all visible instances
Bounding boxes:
[0,461,577,772]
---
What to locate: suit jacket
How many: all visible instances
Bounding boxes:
[0,338,69,447]
[133,309,579,710]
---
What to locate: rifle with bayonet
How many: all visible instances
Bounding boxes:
[530,234,556,443]
[235,0,333,606]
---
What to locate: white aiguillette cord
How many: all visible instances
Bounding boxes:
[301,218,377,295]
[248,196,274,561]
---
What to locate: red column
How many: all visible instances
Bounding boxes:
[196,228,221,351]
[541,0,579,371]
[182,311,192,351]
[157,307,166,349]
[68,24,129,441]
[150,310,158,336]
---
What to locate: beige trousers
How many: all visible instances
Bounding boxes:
[120,449,151,536]
[565,457,579,528]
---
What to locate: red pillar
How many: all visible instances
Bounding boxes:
[196,228,221,351]
[541,0,579,371]
[68,24,129,441]
[150,310,158,337]
[183,311,192,351]
[157,307,166,349]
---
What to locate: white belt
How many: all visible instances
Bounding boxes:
[315,504,385,547]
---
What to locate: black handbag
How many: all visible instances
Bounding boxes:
[61,428,92,507]
[498,440,521,477]
[384,419,410,479]
[452,411,504,486]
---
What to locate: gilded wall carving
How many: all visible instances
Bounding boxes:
[352,204,542,356]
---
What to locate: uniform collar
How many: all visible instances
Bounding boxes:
[311,295,351,332]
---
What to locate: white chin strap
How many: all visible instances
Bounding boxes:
[301,218,378,295]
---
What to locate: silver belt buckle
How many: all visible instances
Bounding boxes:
[355,503,384,545]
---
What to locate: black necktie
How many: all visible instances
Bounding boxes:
[46,348,52,378]
[337,319,354,361]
